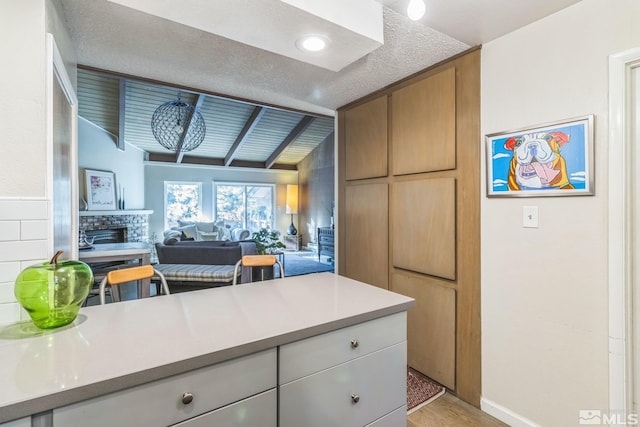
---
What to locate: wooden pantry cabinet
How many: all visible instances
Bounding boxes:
[337,48,481,406]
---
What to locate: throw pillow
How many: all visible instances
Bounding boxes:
[163,236,179,245]
[177,219,196,227]
[195,221,215,232]
[218,227,231,241]
[180,231,195,241]
[197,231,219,241]
[163,229,181,240]
[177,224,198,240]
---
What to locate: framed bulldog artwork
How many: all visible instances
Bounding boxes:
[485,115,594,197]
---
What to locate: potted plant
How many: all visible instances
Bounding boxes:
[251,228,285,281]
[252,228,285,255]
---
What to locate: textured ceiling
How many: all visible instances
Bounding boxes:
[59,0,469,116]
[60,0,583,116]
[104,0,385,72]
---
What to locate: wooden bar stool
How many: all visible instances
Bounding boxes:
[99,265,170,304]
[232,255,284,285]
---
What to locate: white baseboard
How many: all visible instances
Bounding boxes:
[481,397,542,427]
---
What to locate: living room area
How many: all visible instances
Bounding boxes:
[77,69,336,285]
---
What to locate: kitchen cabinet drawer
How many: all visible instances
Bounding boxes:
[171,389,276,427]
[0,418,30,427]
[280,342,406,427]
[365,406,407,427]
[280,312,406,383]
[53,349,276,427]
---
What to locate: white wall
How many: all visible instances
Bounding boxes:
[78,117,146,209]
[481,0,640,425]
[0,0,47,198]
[145,163,298,240]
[0,0,76,325]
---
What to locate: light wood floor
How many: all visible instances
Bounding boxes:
[408,393,508,427]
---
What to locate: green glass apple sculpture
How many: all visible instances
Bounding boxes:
[15,250,93,329]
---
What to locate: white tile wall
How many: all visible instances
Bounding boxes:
[0,303,23,326]
[0,262,21,283]
[21,220,48,240]
[0,201,48,220]
[0,199,49,325]
[0,222,20,241]
[0,282,16,302]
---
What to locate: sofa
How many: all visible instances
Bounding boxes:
[154,240,257,291]
[163,220,251,244]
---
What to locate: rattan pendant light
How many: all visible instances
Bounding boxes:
[151,94,206,152]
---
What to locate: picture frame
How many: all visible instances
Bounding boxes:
[485,115,594,197]
[84,169,117,210]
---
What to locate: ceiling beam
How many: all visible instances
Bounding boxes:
[117,79,126,151]
[265,116,314,169]
[175,94,206,163]
[147,152,297,170]
[224,106,266,166]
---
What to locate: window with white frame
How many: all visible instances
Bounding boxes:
[164,181,202,228]
[214,182,275,232]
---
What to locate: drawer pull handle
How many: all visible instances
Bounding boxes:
[181,392,194,405]
[351,394,360,404]
[350,339,359,349]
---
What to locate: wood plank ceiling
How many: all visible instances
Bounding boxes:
[77,68,335,170]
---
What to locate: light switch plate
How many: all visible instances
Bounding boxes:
[523,206,539,228]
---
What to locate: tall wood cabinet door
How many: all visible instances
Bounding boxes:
[391,178,456,280]
[344,183,388,289]
[344,96,388,180]
[338,49,480,406]
[392,272,455,389]
[391,67,456,175]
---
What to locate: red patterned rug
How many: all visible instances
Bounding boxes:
[407,368,446,414]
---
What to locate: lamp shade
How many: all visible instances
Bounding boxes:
[286,184,299,214]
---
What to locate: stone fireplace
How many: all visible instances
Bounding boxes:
[79,210,153,243]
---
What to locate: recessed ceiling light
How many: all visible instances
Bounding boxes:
[407,0,426,21]
[296,35,329,53]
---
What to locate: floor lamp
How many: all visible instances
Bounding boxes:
[286,184,298,235]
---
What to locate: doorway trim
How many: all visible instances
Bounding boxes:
[608,47,640,414]
[47,33,79,259]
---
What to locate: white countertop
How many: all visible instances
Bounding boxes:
[0,272,414,423]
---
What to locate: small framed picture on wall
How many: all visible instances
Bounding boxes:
[485,115,595,197]
[84,169,117,210]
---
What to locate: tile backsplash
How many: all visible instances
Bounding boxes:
[0,199,49,325]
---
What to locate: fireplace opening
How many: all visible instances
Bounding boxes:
[84,227,128,244]
[83,227,129,274]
